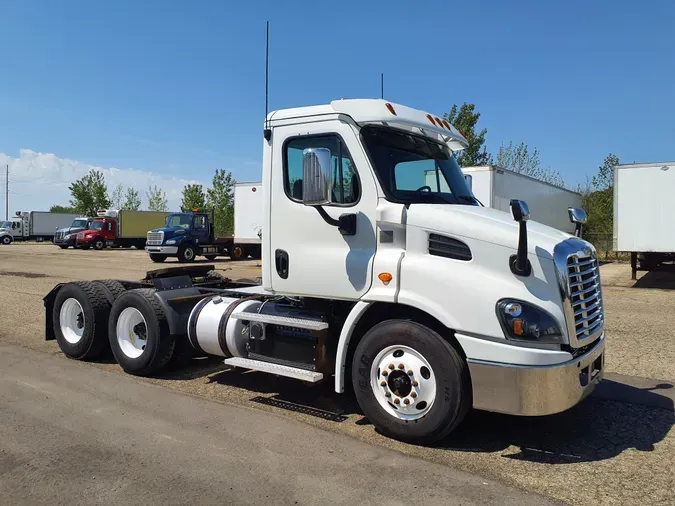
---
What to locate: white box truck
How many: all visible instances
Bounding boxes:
[1,211,82,242]
[145,182,263,262]
[45,99,604,446]
[459,166,583,234]
[613,161,675,278]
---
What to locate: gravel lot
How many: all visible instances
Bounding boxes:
[1,244,674,505]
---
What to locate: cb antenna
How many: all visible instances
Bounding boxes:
[380,72,384,99]
[264,21,272,141]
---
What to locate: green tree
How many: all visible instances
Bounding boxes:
[146,185,168,212]
[443,103,491,166]
[496,141,565,187]
[122,187,141,211]
[206,169,236,236]
[582,153,619,250]
[181,184,206,212]
[50,205,77,213]
[68,169,111,217]
[111,184,125,209]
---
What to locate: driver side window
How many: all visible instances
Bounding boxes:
[284,135,360,206]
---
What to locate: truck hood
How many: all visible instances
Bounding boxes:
[406,204,573,259]
[151,227,186,235]
[58,226,85,234]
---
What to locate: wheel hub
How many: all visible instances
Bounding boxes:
[370,345,436,421]
[76,312,84,329]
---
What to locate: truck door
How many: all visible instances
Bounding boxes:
[106,220,116,241]
[269,121,377,299]
[192,214,210,245]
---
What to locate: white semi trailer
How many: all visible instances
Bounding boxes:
[613,161,675,278]
[44,99,604,445]
[2,211,82,242]
[459,166,583,234]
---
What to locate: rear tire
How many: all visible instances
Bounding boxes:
[177,244,196,263]
[351,320,471,445]
[52,282,111,360]
[229,245,246,261]
[108,288,175,376]
[93,279,126,302]
[150,254,167,263]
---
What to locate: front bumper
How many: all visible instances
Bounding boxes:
[145,246,179,255]
[54,236,75,246]
[467,335,605,416]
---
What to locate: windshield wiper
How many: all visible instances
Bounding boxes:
[456,195,482,206]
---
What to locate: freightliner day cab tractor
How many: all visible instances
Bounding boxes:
[43,99,605,445]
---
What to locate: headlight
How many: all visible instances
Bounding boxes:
[64,234,72,239]
[165,239,176,245]
[496,299,563,344]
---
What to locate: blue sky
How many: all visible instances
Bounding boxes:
[1,0,674,209]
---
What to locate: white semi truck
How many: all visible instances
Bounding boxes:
[2,211,83,242]
[44,99,604,445]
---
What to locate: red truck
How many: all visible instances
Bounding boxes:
[76,210,172,250]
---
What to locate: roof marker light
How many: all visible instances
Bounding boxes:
[442,120,452,130]
[425,114,436,125]
[385,103,397,115]
[434,117,444,128]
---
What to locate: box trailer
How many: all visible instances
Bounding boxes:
[613,161,675,278]
[76,210,173,249]
[145,182,263,262]
[2,211,82,241]
[457,166,582,234]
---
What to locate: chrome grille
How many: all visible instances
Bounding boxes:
[55,231,63,240]
[146,231,164,246]
[567,255,603,342]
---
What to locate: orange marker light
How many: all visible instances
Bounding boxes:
[426,114,436,125]
[434,117,444,128]
[378,272,393,284]
[385,103,397,115]
[513,319,523,336]
[442,120,451,130]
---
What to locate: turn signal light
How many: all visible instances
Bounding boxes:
[378,272,393,284]
[513,319,523,336]
[385,103,397,115]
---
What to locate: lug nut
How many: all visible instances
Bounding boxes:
[403,398,410,405]
[382,370,388,377]
[393,398,400,405]
[398,364,405,369]
[412,381,419,387]
[407,370,413,376]
[411,392,418,398]
[380,381,387,387]
[385,391,391,397]
[388,364,395,370]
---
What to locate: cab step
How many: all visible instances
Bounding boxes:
[224,357,324,383]
[230,311,329,331]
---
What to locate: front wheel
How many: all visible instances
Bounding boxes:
[177,244,196,263]
[204,255,217,261]
[149,254,167,263]
[351,320,471,445]
[1,236,12,245]
[59,245,68,249]
[93,238,105,250]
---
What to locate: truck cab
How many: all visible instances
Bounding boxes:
[76,217,115,250]
[146,211,216,262]
[46,98,604,446]
[54,217,92,248]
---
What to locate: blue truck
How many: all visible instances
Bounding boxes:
[145,210,261,263]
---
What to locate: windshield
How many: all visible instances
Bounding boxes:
[360,126,477,206]
[166,214,193,229]
[90,221,104,230]
[0,221,10,229]
[72,219,89,228]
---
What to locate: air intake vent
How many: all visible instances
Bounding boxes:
[428,234,472,261]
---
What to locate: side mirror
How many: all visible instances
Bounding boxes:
[302,148,333,206]
[510,199,530,223]
[568,207,587,237]
[509,199,531,277]
[464,174,473,190]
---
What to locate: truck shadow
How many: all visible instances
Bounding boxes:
[632,268,675,290]
[193,365,675,463]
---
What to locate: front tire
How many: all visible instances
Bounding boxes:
[108,289,175,376]
[204,255,217,261]
[351,320,471,445]
[1,236,12,245]
[93,237,105,250]
[177,244,196,263]
[59,245,69,249]
[52,282,111,360]
[149,254,167,263]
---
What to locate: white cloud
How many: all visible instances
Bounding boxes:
[0,149,204,212]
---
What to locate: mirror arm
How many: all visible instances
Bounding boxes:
[314,206,357,236]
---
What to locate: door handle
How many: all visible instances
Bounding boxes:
[275,249,289,279]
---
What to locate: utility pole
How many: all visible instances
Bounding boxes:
[5,165,8,221]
